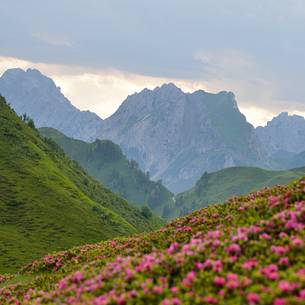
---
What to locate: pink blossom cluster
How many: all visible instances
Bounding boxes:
[1,180,305,305]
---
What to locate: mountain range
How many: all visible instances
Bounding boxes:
[0,96,162,273]
[1,68,305,194]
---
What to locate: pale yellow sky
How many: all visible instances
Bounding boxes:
[1,55,301,127]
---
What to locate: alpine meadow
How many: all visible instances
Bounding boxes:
[1,2,305,305]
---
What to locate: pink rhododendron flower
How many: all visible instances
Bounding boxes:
[186,271,196,282]
[291,237,303,247]
[279,232,288,238]
[204,296,218,304]
[261,264,279,281]
[242,258,258,270]
[269,196,280,208]
[212,260,223,273]
[241,277,252,287]
[227,273,238,281]
[278,257,289,266]
[247,293,260,304]
[167,242,179,254]
[273,298,286,305]
[278,281,292,293]
[72,271,83,283]
[270,245,288,256]
[195,262,204,270]
[260,233,271,239]
[153,286,164,294]
[214,276,225,287]
[171,287,178,294]
[207,230,221,239]
[226,280,239,290]
[218,289,225,297]
[58,279,66,290]
[299,289,305,299]
[226,243,241,256]
[161,298,181,305]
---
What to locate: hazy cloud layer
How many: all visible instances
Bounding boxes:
[1,1,305,125]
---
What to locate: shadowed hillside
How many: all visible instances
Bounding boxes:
[39,127,174,217]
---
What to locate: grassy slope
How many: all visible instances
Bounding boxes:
[0,96,163,273]
[174,166,305,218]
[39,127,174,217]
[1,176,305,304]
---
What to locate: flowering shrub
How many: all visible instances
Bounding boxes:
[1,179,305,304]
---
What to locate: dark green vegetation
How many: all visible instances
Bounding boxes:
[39,127,174,217]
[0,96,163,273]
[173,166,305,218]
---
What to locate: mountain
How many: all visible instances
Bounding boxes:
[287,150,305,169]
[173,166,305,218]
[39,127,174,217]
[0,96,163,273]
[2,176,305,305]
[0,68,103,141]
[99,84,265,193]
[256,112,305,158]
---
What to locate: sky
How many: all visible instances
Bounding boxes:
[1,0,305,126]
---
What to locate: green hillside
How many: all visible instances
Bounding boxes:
[1,175,305,304]
[173,166,305,218]
[0,96,163,273]
[39,127,174,217]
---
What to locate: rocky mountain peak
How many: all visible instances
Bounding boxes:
[99,84,264,193]
[156,82,183,94]
[0,68,103,141]
[256,111,305,155]
[1,67,24,78]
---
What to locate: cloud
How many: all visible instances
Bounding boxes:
[194,48,305,120]
[31,32,72,47]
[1,1,305,126]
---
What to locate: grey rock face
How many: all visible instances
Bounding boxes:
[0,68,103,142]
[99,84,265,193]
[256,112,305,155]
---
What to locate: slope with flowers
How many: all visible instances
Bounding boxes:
[1,178,305,304]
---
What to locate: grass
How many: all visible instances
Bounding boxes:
[0,96,163,273]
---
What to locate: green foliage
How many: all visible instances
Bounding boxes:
[20,113,35,129]
[141,205,153,219]
[0,96,163,273]
[39,127,174,217]
[173,166,305,218]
